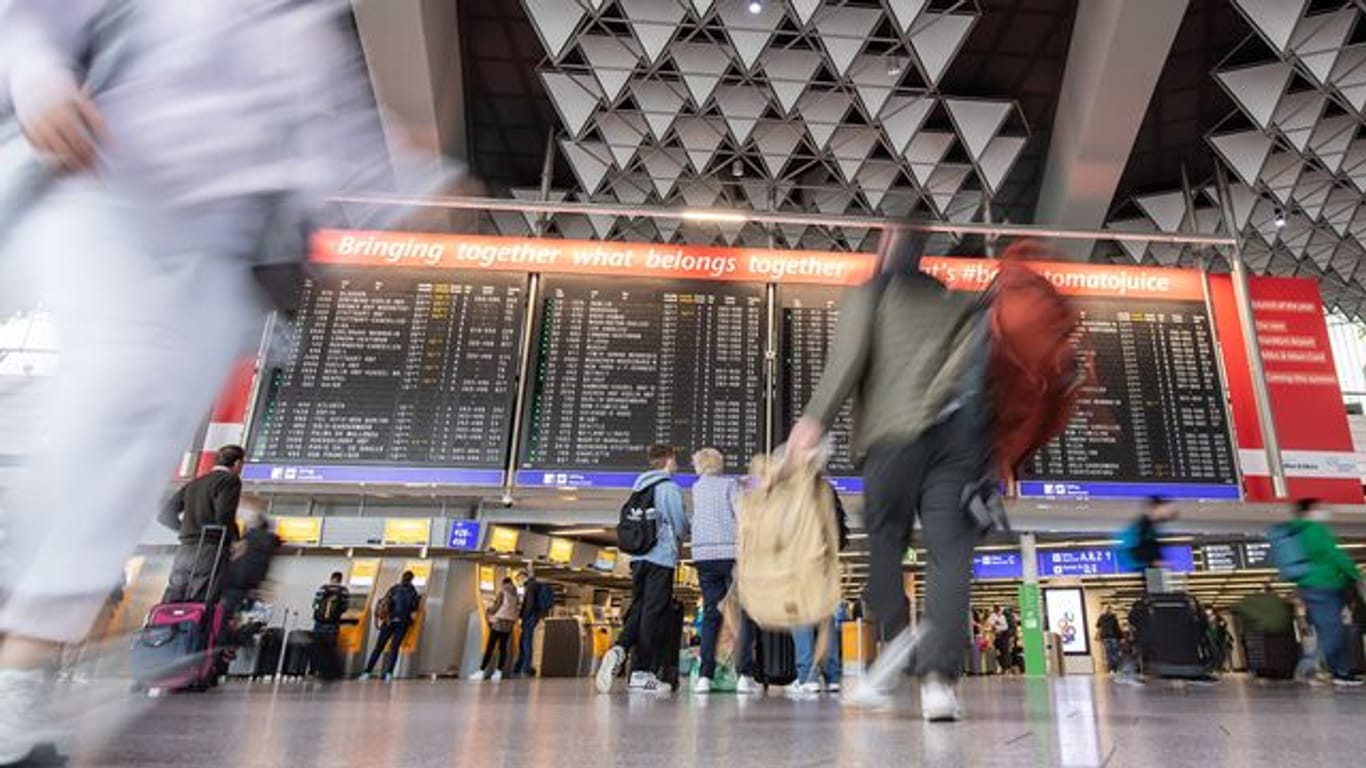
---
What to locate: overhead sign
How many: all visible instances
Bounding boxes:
[1043,587,1089,656]
[548,537,575,565]
[488,526,520,554]
[1202,544,1241,572]
[593,549,618,572]
[973,552,1024,579]
[1037,545,1194,577]
[382,518,431,547]
[274,516,323,545]
[1242,541,1273,568]
[348,559,380,590]
[447,520,481,551]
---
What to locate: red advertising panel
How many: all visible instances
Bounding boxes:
[1208,274,1361,503]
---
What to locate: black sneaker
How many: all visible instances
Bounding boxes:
[1332,675,1364,688]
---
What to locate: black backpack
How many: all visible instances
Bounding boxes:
[617,480,668,555]
[313,586,347,625]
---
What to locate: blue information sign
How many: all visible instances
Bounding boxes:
[1036,545,1195,577]
[245,464,505,486]
[447,520,481,551]
[973,552,1024,579]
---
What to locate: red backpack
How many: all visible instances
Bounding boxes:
[987,240,1085,484]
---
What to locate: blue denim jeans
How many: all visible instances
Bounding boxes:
[1301,588,1350,678]
[1102,638,1122,674]
[695,559,734,680]
[793,618,841,685]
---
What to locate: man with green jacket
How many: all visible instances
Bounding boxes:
[1284,498,1363,687]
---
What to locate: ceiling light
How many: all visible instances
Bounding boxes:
[682,209,749,224]
[887,55,903,77]
[747,0,763,14]
[552,527,607,536]
[1274,209,1286,228]
[731,158,744,177]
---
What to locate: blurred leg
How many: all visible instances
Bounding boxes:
[792,625,815,683]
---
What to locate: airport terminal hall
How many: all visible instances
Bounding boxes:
[10,0,1366,766]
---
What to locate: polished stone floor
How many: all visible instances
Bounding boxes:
[55,675,1366,767]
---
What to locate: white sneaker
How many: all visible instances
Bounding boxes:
[0,668,47,764]
[694,676,712,694]
[643,675,673,694]
[627,671,651,690]
[491,670,503,682]
[843,682,894,710]
[920,675,961,722]
[787,680,822,697]
[843,624,921,711]
[596,647,625,694]
[468,670,486,681]
[826,682,841,694]
[735,675,760,695]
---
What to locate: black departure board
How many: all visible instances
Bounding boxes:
[776,286,858,475]
[520,277,765,473]
[1021,298,1238,487]
[248,268,525,468]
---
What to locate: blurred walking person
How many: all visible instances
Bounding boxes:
[1272,499,1363,687]
[788,226,987,721]
[0,2,452,761]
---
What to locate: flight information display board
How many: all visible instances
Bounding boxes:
[1018,297,1240,499]
[775,285,860,488]
[244,268,525,485]
[516,277,765,488]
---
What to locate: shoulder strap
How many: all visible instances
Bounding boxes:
[636,478,670,498]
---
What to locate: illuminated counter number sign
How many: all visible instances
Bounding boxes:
[383,518,431,547]
[488,526,520,554]
[274,516,323,546]
[448,521,481,551]
[548,538,574,564]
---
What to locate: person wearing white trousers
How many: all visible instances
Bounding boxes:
[0,2,446,762]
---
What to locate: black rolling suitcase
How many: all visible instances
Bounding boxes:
[755,631,797,688]
[1343,623,1366,676]
[283,630,314,677]
[657,600,685,689]
[1244,628,1298,680]
[1134,594,1209,679]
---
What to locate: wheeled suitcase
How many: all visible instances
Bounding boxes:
[1244,628,1298,680]
[283,629,314,677]
[657,600,685,689]
[1343,623,1366,676]
[228,627,283,678]
[755,630,797,687]
[1134,593,1209,679]
[130,528,229,691]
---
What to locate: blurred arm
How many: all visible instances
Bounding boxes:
[0,0,102,120]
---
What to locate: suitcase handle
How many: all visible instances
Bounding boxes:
[190,525,230,606]
[139,624,181,649]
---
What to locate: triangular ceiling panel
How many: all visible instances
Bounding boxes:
[848,55,900,118]
[656,215,682,244]
[670,42,731,107]
[1279,214,1313,259]
[582,0,609,12]
[1292,170,1333,221]
[1135,191,1189,233]
[791,0,821,26]
[977,135,1026,196]
[560,139,613,194]
[595,111,649,167]
[555,213,598,241]
[1324,186,1360,237]
[879,96,935,155]
[523,0,587,59]
[1270,90,1325,153]
[1330,45,1366,98]
[541,72,603,137]
[1242,236,1275,273]
[491,209,533,237]
[1307,115,1355,173]
[752,122,805,177]
[828,126,882,182]
[1202,181,1260,231]
[924,164,972,217]
[1215,61,1293,129]
[909,13,976,86]
[797,90,854,149]
[577,35,641,101]
[1232,0,1308,54]
[510,188,567,233]
[679,177,724,209]
[1289,8,1355,84]
[1307,228,1339,270]
[619,0,686,63]
[1261,150,1303,205]
[780,222,808,247]
[944,99,1011,162]
[856,160,903,211]
[761,48,824,114]
[1209,130,1274,186]
[944,190,980,225]
[880,189,920,218]
[813,6,882,77]
[1107,218,1156,263]
[689,0,714,16]
[714,85,771,144]
[740,178,794,211]
[628,79,687,139]
[640,146,688,198]
[718,0,787,71]
[672,116,728,173]
[904,131,955,185]
[578,193,619,239]
[813,188,856,216]
[886,0,929,35]
[610,173,653,206]
[1331,239,1363,282]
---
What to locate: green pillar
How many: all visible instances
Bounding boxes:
[1019,532,1047,678]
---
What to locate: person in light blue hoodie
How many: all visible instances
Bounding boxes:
[596,444,689,694]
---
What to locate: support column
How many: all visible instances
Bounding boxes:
[1215,163,1289,498]
[1019,533,1047,678]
